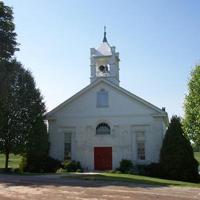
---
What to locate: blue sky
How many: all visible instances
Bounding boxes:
[4,0,200,118]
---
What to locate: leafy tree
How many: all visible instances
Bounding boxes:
[0,1,49,172]
[160,116,199,182]
[0,1,19,60]
[183,65,200,149]
[0,1,22,170]
[0,60,49,170]
[0,60,26,169]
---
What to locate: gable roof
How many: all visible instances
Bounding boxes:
[46,78,168,123]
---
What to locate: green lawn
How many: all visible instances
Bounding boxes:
[0,153,199,188]
[0,154,22,169]
[65,172,200,188]
[194,152,200,164]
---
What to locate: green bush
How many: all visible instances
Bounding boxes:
[21,155,46,173]
[145,163,163,178]
[76,168,82,173]
[63,160,83,172]
[20,156,61,173]
[118,159,134,173]
[19,156,27,173]
[43,157,62,173]
[136,164,148,176]
[160,116,199,182]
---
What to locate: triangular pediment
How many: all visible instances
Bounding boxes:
[46,78,168,122]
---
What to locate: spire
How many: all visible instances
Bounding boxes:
[103,26,108,42]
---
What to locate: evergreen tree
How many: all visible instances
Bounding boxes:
[183,65,200,149]
[160,116,199,182]
[0,1,19,60]
[21,71,49,172]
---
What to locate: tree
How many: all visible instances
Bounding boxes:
[160,116,199,182]
[0,1,19,60]
[183,65,200,149]
[0,60,49,170]
[0,1,49,172]
[21,72,49,172]
[0,60,26,169]
[0,1,22,170]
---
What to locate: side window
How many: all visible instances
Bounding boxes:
[97,89,108,107]
[96,123,110,135]
[136,132,145,160]
[64,132,71,160]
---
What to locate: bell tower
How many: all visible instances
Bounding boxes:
[90,27,120,85]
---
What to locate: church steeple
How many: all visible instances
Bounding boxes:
[90,27,120,86]
[103,26,108,43]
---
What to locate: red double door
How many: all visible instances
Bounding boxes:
[94,147,112,170]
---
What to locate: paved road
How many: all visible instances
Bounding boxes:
[0,174,199,200]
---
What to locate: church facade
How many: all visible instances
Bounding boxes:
[46,30,168,170]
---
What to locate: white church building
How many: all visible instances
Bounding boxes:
[46,29,169,171]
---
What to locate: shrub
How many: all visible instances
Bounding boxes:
[136,164,148,176]
[43,157,62,173]
[145,163,163,178]
[63,160,83,172]
[19,156,27,173]
[118,159,134,173]
[76,168,83,173]
[21,154,47,173]
[160,116,199,182]
[20,156,61,173]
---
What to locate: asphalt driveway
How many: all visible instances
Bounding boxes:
[0,174,199,200]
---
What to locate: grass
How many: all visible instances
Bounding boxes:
[65,172,200,188]
[194,152,200,164]
[0,154,22,169]
[0,153,199,188]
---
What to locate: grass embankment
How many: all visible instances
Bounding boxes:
[0,153,200,187]
[66,172,200,188]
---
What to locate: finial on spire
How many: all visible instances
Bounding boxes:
[103,26,108,42]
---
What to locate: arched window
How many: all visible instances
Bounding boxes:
[97,89,109,107]
[96,123,110,135]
